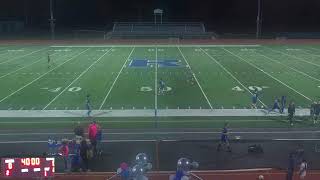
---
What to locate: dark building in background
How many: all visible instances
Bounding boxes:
[0,0,320,34]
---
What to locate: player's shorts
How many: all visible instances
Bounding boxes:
[220,135,229,143]
[252,97,257,104]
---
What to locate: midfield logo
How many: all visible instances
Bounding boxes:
[129,59,182,68]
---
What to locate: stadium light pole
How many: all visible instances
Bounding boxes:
[256,0,262,38]
[49,0,56,40]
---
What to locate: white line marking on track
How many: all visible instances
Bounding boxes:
[223,48,312,101]
[0,130,318,136]
[201,48,267,107]
[178,47,213,109]
[273,139,320,141]
[255,51,320,83]
[0,47,48,65]
[0,48,90,104]
[99,47,135,110]
[43,48,112,110]
[0,137,319,144]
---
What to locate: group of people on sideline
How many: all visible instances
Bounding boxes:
[52,121,102,172]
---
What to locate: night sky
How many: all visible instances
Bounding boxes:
[1,0,320,32]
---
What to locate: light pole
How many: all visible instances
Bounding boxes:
[49,0,56,40]
[256,0,262,39]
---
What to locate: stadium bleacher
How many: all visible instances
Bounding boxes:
[107,22,217,39]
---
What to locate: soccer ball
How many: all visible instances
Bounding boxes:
[258,175,264,180]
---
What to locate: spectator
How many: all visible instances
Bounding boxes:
[74,121,84,138]
[59,139,69,171]
[117,162,130,180]
[88,121,98,156]
[96,123,103,156]
[288,101,295,126]
[287,153,295,180]
[299,159,307,180]
[80,139,89,171]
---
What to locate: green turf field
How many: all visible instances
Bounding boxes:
[0,44,319,111]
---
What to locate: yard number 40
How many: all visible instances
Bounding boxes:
[42,87,82,93]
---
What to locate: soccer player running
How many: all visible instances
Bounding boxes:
[159,78,166,95]
[47,53,51,69]
[251,88,259,109]
[85,94,92,117]
[217,122,232,152]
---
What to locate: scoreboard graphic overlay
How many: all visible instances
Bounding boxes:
[1,158,55,177]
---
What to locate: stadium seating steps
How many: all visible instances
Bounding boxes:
[107,22,217,39]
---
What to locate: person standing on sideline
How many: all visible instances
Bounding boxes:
[74,122,84,142]
[85,94,92,117]
[88,121,98,156]
[80,138,89,171]
[59,139,70,171]
[217,122,232,152]
[280,95,287,114]
[287,153,295,180]
[268,98,280,113]
[288,101,296,126]
[299,159,307,180]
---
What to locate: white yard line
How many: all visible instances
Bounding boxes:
[200,48,267,107]
[223,48,312,101]
[43,48,113,110]
[265,47,320,68]
[155,46,158,112]
[178,47,213,109]
[0,48,90,104]
[99,47,135,110]
[0,52,60,79]
[255,51,320,83]
[0,47,48,65]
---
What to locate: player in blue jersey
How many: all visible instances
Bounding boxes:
[159,78,166,95]
[85,94,92,117]
[268,98,281,113]
[217,122,232,152]
[280,95,287,113]
[251,88,259,109]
